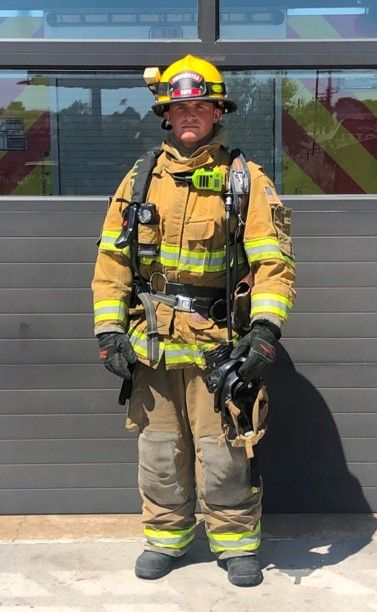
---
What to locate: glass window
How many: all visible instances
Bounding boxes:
[224,69,377,194]
[0,71,162,196]
[1,69,377,196]
[0,1,197,39]
[220,1,377,39]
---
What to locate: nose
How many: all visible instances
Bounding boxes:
[183,105,197,118]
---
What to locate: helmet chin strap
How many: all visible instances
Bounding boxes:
[161,119,172,130]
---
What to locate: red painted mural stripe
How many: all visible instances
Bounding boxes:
[283,108,363,193]
[302,78,377,160]
[326,14,371,38]
[286,24,299,38]
[0,80,29,113]
[0,112,50,194]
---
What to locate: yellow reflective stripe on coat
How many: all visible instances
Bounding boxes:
[94,299,127,325]
[144,524,195,549]
[207,522,261,553]
[98,229,130,258]
[251,292,293,320]
[164,341,216,366]
[244,236,295,266]
[139,242,246,272]
[283,254,295,269]
[128,328,217,366]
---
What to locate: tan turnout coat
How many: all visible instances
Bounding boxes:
[92,125,296,368]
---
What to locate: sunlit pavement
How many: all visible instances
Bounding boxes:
[0,514,376,611]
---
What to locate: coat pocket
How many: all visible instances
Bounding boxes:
[137,223,160,246]
[137,224,160,260]
[184,218,215,250]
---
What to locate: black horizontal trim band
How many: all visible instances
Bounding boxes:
[1,40,377,69]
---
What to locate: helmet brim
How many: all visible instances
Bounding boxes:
[152,97,238,117]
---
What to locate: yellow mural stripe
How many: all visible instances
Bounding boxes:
[287,15,341,39]
[10,163,50,196]
[282,152,325,195]
[0,17,42,38]
[285,82,377,192]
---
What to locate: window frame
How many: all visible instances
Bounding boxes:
[0,0,376,70]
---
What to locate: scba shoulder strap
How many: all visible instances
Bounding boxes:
[114,146,163,250]
[129,146,163,206]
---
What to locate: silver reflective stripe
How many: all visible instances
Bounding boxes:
[252,297,290,311]
[207,523,261,552]
[209,534,260,549]
[95,305,125,316]
[144,525,196,550]
[145,533,194,547]
[101,235,118,245]
[245,243,282,259]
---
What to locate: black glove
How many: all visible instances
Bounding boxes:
[98,332,137,379]
[230,321,280,384]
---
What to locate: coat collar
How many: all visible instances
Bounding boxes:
[159,124,229,173]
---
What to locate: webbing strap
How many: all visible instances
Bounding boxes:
[137,291,159,362]
[128,147,162,363]
[130,146,162,204]
[224,385,268,459]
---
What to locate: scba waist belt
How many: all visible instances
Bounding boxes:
[146,281,227,321]
[134,278,228,362]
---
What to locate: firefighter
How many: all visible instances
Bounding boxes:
[92,55,296,587]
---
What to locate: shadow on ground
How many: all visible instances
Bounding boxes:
[175,343,377,583]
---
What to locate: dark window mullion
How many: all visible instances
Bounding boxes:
[198,0,219,42]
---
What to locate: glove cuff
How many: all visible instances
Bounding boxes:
[95,324,125,336]
[251,319,281,340]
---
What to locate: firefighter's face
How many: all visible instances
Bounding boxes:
[164,101,222,146]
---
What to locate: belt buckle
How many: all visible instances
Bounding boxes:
[175,295,195,312]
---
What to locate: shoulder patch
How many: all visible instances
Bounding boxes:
[264,184,282,206]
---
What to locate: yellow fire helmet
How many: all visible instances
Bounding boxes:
[143,54,237,117]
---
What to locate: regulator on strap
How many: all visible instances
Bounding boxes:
[221,149,250,344]
[205,150,270,460]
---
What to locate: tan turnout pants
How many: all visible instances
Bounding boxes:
[126,360,263,559]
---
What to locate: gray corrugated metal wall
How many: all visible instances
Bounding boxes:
[0,196,376,514]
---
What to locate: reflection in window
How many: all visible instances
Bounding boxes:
[0,1,197,39]
[280,72,377,194]
[0,72,162,196]
[220,1,377,39]
[224,69,377,194]
[1,69,377,196]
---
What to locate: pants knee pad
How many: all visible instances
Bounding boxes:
[138,430,193,506]
[200,436,253,507]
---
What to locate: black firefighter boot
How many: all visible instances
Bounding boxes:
[135,550,176,580]
[225,554,263,587]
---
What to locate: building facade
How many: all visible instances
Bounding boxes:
[0,0,376,513]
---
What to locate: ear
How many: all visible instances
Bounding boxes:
[163,109,171,122]
[213,107,223,123]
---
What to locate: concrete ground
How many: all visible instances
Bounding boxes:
[0,514,376,611]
